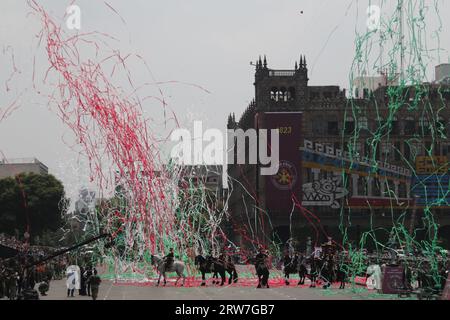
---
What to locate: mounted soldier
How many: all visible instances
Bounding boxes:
[254,247,270,288]
[163,248,175,272]
[283,250,292,270]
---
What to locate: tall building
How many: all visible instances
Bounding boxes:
[0,158,48,179]
[226,55,450,250]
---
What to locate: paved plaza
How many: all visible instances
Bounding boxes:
[39,277,413,300]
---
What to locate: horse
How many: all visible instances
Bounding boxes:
[255,260,270,288]
[335,263,348,289]
[308,257,322,288]
[246,256,269,289]
[194,255,227,286]
[209,258,238,285]
[150,254,186,287]
[222,257,239,284]
[299,262,307,285]
[319,258,335,289]
[283,255,307,286]
[365,264,382,290]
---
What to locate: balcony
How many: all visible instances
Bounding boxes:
[269,70,296,77]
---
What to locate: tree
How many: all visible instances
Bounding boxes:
[0,172,67,243]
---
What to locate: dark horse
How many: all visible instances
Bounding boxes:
[335,263,347,289]
[320,258,334,289]
[210,256,238,285]
[283,255,307,285]
[308,257,322,288]
[222,258,239,284]
[195,255,237,286]
[247,257,269,288]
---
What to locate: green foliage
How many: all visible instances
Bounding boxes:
[0,172,68,241]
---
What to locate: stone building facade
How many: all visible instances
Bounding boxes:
[226,55,450,250]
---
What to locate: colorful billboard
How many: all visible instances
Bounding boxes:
[411,174,450,208]
[416,156,448,174]
[300,140,413,209]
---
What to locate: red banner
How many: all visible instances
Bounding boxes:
[257,112,302,215]
[381,266,405,294]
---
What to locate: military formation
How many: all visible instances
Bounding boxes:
[1,234,449,300]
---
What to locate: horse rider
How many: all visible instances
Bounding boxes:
[292,252,299,266]
[283,250,292,270]
[309,249,322,288]
[255,247,269,268]
[163,248,175,271]
[218,252,226,264]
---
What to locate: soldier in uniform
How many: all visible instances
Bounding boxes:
[87,269,101,301]
[283,250,292,271]
[163,248,175,271]
[254,247,270,288]
[255,247,268,264]
[84,266,93,296]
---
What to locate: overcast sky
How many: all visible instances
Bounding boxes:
[0,0,449,200]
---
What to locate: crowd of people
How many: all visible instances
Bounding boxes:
[0,234,28,252]
[0,255,65,300]
[65,265,101,300]
[0,234,67,300]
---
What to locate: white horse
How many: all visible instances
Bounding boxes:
[366,264,382,290]
[150,254,186,286]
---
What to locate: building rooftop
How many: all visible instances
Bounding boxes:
[0,157,46,166]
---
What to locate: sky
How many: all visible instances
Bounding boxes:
[0,0,449,202]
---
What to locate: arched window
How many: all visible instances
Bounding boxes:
[344,116,355,134]
[420,117,431,135]
[276,89,284,102]
[404,117,415,135]
[381,142,392,160]
[390,116,399,135]
[270,87,278,101]
[358,116,369,130]
[312,117,325,135]
[280,87,287,102]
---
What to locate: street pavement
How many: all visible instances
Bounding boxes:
[39,278,413,300]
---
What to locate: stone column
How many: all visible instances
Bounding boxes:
[380,178,385,197]
[352,174,359,196]
[394,180,400,197]
[367,177,373,197]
